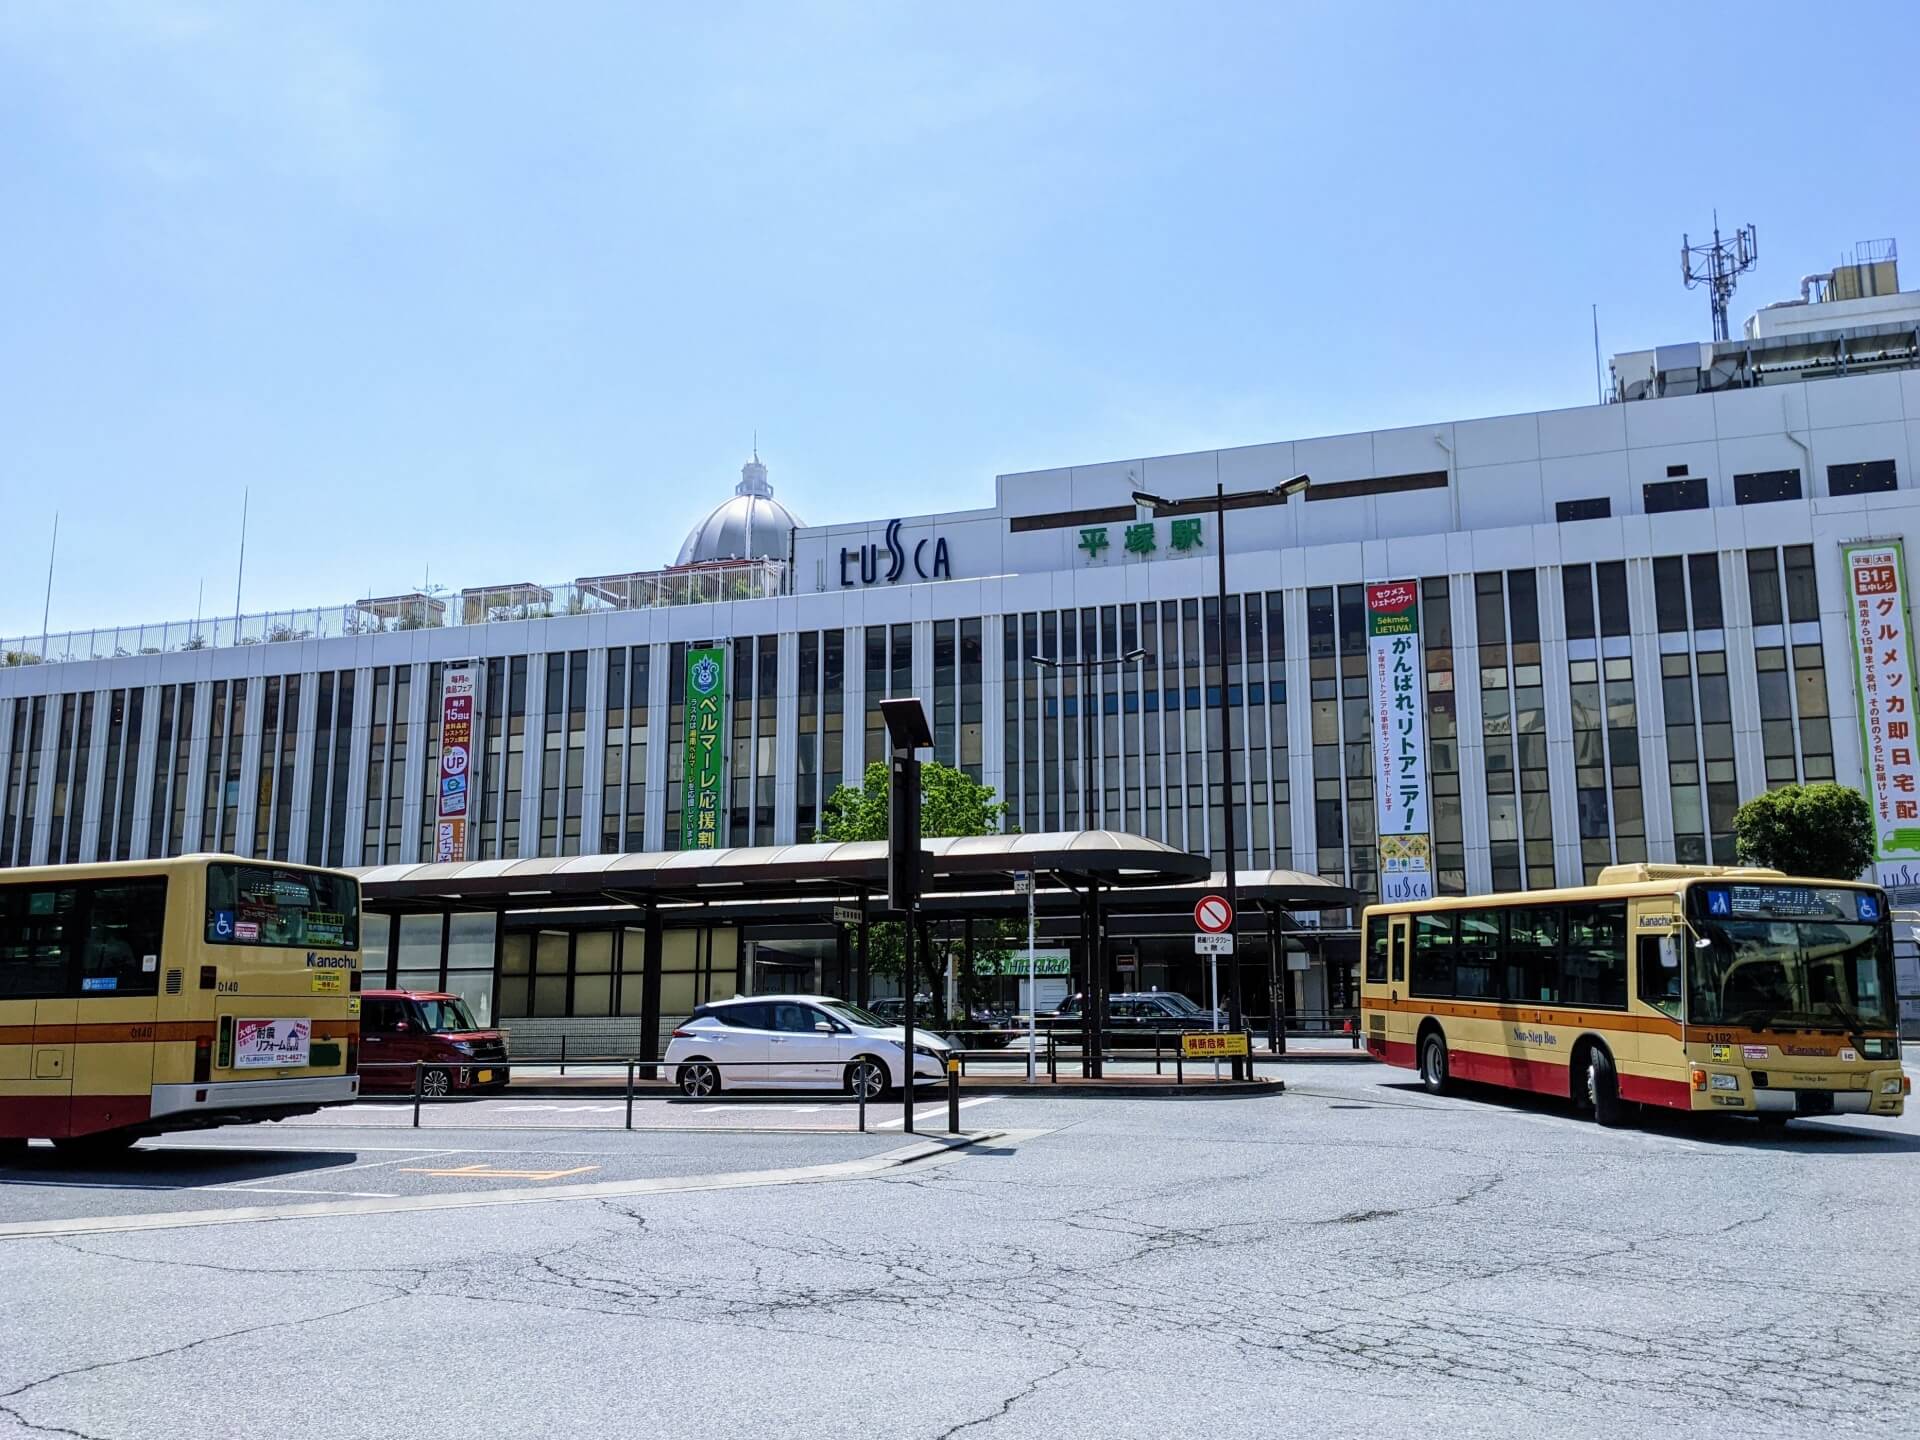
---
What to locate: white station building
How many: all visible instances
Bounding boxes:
[7,240,1920,1031]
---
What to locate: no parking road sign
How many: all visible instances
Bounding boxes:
[1194,894,1234,934]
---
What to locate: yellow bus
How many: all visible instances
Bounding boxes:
[1360,864,1910,1127]
[1,855,361,1155]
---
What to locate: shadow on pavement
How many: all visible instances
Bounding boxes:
[1374,1079,1920,1152]
[0,1145,361,1189]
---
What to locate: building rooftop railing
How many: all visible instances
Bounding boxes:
[2,557,786,669]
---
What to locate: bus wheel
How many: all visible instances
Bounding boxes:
[1419,1031,1450,1095]
[51,1132,138,1158]
[1754,1113,1791,1133]
[1585,1047,1627,1128]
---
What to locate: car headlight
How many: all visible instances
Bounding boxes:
[449,1040,474,1056]
[912,1043,944,1060]
[1708,1073,1739,1091]
[1883,1078,1906,1095]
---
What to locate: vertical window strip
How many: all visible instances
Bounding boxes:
[1308,587,1340,879]
[1420,579,1462,893]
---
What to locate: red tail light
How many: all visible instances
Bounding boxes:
[346,1036,359,1073]
[671,1027,694,1038]
[193,1037,212,1084]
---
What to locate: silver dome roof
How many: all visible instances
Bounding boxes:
[675,458,805,565]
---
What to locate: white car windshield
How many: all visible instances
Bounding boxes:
[820,1000,888,1027]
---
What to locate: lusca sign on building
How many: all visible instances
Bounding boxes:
[1366,580,1434,902]
[681,645,727,849]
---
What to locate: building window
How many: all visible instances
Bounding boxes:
[414,665,444,862]
[1734,469,1802,505]
[822,631,844,823]
[1477,570,1554,891]
[959,618,983,781]
[305,671,353,867]
[601,646,650,852]
[663,643,687,848]
[1562,563,1644,881]
[1642,478,1708,514]
[1307,587,1341,880]
[1421,579,1462,894]
[362,668,408,864]
[480,657,528,859]
[200,680,247,854]
[1827,460,1897,497]
[100,688,142,862]
[43,693,88,865]
[1657,553,1736,864]
[863,626,888,767]
[796,635,819,840]
[1265,591,1291,871]
[1335,585,1374,896]
[254,676,300,861]
[1555,497,1611,523]
[933,620,957,767]
[6,696,47,865]
[1748,546,1834,789]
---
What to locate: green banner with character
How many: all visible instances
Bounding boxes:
[680,645,727,850]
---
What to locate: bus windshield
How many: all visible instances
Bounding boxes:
[206,863,360,949]
[1687,885,1897,1032]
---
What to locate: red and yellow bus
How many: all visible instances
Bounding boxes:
[1361,864,1910,1127]
[1,855,361,1155]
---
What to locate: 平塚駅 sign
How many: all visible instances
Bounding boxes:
[680,646,728,850]
[1366,580,1433,901]
[1844,542,1920,870]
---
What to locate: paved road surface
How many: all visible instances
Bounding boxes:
[2,1057,1914,1438]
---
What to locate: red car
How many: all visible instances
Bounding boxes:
[358,990,510,1096]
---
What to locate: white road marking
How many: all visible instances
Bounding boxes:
[199,1149,460,1193]
[871,1096,1001,1130]
[700,1105,829,1113]
[0,1133,1023,1239]
[218,1187,400,1199]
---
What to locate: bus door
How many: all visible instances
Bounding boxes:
[69,879,165,1135]
[1384,915,1411,1049]
[30,995,75,1138]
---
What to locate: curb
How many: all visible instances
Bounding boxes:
[487,1077,1287,1101]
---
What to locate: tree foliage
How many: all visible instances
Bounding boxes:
[1732,783,1875,880]
[815,761,1016,1011]
[816,760,1010,843]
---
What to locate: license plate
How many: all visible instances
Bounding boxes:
[1795,1091,1835,1116]
[475,1069,493,1084]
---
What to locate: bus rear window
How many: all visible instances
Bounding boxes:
[206,864,359,949]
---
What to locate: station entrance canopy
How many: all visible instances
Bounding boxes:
[351,830,1356,921]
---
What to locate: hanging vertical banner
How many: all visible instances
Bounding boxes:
[680,645,728,850]
[435,661,476,863]
[1366,580,1434,901]
[1843,542,1920,871]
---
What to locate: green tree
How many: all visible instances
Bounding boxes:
[1733,783,1875,880]
[817,761,1015,1013]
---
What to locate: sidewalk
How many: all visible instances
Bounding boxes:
[491,1036,1375,1098]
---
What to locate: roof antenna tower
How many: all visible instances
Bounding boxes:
[1681,212,1757,342]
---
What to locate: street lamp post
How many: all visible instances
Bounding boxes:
[1133,473,1308,1077]
[1031,645,1145,1078]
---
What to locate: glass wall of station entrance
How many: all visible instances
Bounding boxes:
[362,908,1361,1038]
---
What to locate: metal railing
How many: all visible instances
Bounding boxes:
[3,559,787,668]
[356,1056,963,1134]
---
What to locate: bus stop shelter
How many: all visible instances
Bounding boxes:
[354,831,1356,1068]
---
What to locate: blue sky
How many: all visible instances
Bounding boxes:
[4,1,1917,635]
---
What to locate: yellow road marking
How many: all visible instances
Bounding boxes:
[399,1163,600,1181]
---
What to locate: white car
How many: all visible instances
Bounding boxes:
[665,995,952,1099]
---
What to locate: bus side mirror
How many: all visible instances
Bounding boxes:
[1658,936,1679,969]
